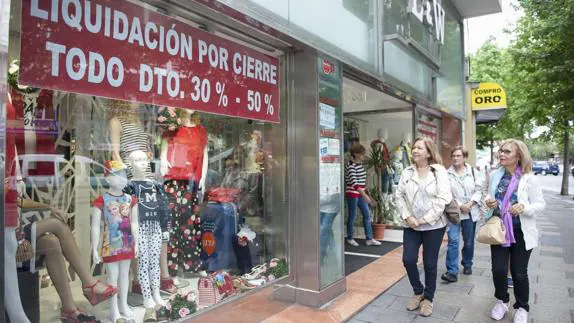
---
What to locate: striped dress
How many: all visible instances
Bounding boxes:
[118,119,153,179]
[345,160,367,198]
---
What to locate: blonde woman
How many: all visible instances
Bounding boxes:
[484,139,545,323]
[395,137,452,317]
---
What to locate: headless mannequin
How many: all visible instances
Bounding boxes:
[128,150,167,309]
[91,169,139,322]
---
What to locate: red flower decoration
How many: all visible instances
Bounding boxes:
[184,193,192,200]
[168,203,175,209]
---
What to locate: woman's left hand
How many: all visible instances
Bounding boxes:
[510,203,524,216]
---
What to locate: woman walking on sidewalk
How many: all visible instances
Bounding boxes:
[395,137,452,317]
[441,146,483,283]
[484,139,545,323]
[345,143,381,247]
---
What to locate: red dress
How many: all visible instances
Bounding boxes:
[163,125,208,182]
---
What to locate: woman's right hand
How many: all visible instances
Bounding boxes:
[485,198,498,209]
[405,216,419,228]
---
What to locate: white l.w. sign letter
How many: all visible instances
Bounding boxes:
[409,0,446,44]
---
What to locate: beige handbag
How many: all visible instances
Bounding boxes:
[476,215,506,245]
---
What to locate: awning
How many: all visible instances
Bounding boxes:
[451,0,503,18]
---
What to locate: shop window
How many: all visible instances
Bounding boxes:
[5,0,287,322]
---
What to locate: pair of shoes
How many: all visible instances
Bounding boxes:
[61,307,100,323]
[242,264,267,280]
[82,280,118,306]
[143,307,157,322]
[406,294,424,311]
[490,300,509,320]
[419,299,433,317]
[507,277,514,288]
[463,267,472,275]
[160,278,178,294]
[441,272,458,283]
[366,239,382,246]
[347,239,359,246]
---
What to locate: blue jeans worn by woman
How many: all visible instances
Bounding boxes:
[346,196,373,240]
[445,219,477,275]
[320,212,338,260]
[403,227,446,302]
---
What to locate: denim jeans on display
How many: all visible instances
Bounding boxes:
[445,219,477,275]
[402,226,446,302]
[346,196,373,240]
[320,212,338,260]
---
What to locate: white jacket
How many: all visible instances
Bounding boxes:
[483,167,546,250]
[447,163,483,222]
[395,164,453,230]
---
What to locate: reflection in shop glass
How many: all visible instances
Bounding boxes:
[20,0,280,123]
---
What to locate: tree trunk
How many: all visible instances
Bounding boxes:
[561,123,570,196]
[490,141,494,168]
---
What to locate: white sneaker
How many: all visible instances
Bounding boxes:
[347,239,359,246]
[513,308,528,323]
[491,300,509,321]
[366,239,382,246]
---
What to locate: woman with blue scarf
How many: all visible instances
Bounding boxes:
[484,139,545,323]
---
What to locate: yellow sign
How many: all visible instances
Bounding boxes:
[471,82,507,110]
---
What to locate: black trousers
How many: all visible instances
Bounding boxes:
[402,226,446,302]
[490,223,532,311]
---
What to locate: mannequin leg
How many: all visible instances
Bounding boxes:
[149,226,165,306]
[4,228,31,323]
[35,218,107,293]
[138,223,155,308]
[118,260,133,317]
[36,235,77,312]
[160,242,170,279]
[106,262,121,322]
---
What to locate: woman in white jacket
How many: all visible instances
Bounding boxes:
[483,139,545,323]
[395,137,452,317]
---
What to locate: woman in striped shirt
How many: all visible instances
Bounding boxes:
[345,144,381,246]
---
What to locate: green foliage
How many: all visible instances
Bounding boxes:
[266,258,288,278]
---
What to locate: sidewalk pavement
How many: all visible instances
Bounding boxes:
[350,192,574,323]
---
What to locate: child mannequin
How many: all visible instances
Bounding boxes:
[125,150,168,312]
[91,161,139,322]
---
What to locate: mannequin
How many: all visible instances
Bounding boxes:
[160,109,208,273]
[91,161,139,322]
[124,151,168,310]
[244,130,262,173]
[108,99,152,179]
[5,92,115,322]
[399,132,413,168]
[375,129,393,194]
[4,91,30,323]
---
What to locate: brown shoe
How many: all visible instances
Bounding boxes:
[419,299,433,317]
[406,294,424,311]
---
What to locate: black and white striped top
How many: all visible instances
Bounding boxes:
[345,160,367,197]
[119,120,153,179]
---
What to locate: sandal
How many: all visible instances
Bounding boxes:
[143,307,157,322]
[156,305,171,321]
[232,277,256,291]
[61,308,100,323]
[242,264,267,280]
[160,278,178,294]
[82,280,118,306]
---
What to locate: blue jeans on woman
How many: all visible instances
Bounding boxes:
[445,219,477,275]
[346,196,373,240]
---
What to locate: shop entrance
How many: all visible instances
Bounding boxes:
[341,77,412,275]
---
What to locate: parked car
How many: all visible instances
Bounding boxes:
[532,161,559,176]
[571,165,574,178]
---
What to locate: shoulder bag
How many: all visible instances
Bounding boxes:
[475,170,506,245]
[431,168,460,224]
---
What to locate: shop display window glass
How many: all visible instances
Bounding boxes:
[436,15,464,119]
[5,1,288,322]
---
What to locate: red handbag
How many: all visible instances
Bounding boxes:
[206,188,241,203]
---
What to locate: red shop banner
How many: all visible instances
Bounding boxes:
[19,0,280,123]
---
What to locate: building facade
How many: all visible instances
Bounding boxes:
[0,0,501,321]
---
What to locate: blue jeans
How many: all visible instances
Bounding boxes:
[346,196,373,240]
[445,219,477,275]
[320,212,338,260]
[403,227,446,302]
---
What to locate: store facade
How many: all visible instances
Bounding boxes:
[0,0,501,322]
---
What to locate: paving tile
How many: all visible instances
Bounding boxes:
[528,303,572,322]
[353,307,417,323]
[566,271,574,279]
[539,250,563,258]
[435,282,474,295]
[452,297,493,323]
[540,235,561,246]
[536,274,574,286]
[412,316,453,322]
[569,287,574,298]
[540,231,561,236]
[369,294,397,308]
[389,296,460,321]
[538,245,563,253]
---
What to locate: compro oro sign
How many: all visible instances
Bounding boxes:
[471,83,507,110]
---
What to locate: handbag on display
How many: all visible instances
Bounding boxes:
[197,275,224,307]
[476,213,506,245]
